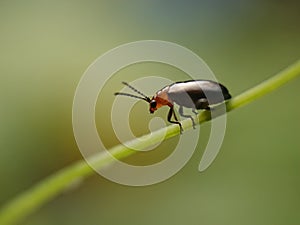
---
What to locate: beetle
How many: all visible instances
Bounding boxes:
[114,80,231,133]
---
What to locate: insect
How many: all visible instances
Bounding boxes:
[114,80,231,133]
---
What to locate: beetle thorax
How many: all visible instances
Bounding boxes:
[149,87,173,114]
[154,88,172,107]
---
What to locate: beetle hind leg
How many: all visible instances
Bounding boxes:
[179,106,196,129]
[192,109,198,115]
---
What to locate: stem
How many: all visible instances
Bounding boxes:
[1,60,300,225]
[227,61,300,110]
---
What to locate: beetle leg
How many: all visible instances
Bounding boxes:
[195,98,210,110]
[167,106,183,134]
[179,106,196,129]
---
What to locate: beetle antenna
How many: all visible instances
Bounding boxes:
[121,82,149,99]
[114,92,150,102]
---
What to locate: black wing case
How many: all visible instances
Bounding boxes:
[167,80,231,108]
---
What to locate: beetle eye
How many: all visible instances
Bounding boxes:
[150,100,157,108]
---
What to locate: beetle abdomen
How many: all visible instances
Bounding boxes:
[167,80,231,108]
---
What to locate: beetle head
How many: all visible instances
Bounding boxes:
[149,99,157,113]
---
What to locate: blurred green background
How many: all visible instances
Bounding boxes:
[1,1,300,225]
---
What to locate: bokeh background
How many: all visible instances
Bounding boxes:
[1,1,300,225]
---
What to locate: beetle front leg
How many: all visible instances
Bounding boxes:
[167,106,183,134]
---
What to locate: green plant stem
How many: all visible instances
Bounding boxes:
[1,60,300,225]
